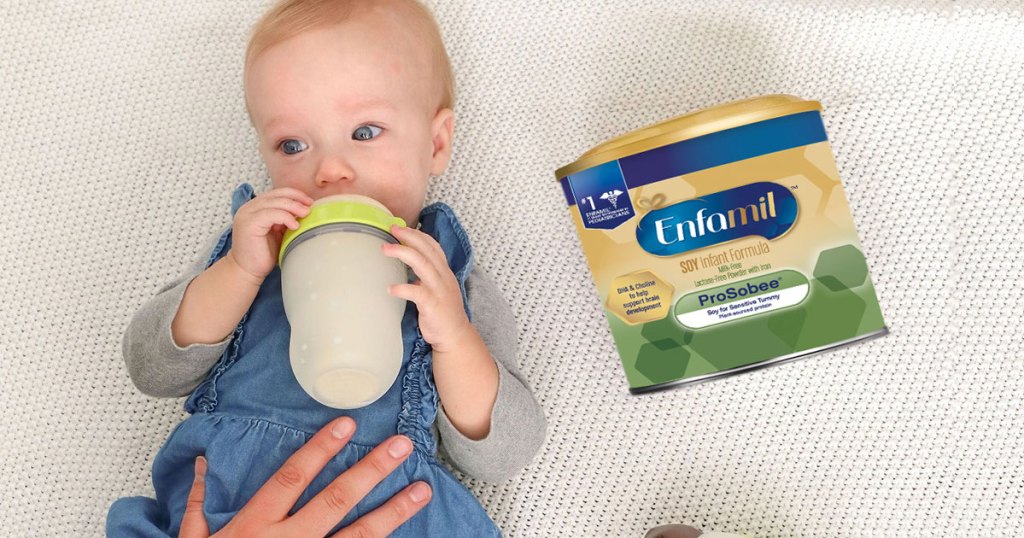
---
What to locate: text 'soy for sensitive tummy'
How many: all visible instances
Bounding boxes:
[556,95,887,394]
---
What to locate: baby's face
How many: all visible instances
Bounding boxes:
[245,8,453,227]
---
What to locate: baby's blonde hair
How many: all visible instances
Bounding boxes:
[243,0,455,122]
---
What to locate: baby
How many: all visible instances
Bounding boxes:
[106,0,547,535]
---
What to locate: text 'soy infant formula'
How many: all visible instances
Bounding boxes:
[556,95,888,394]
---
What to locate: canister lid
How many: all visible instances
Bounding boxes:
[554,94,822,180]
[278,194,406,267]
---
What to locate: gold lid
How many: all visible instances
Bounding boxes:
[554,94,822,180]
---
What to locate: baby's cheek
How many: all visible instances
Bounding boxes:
[267,167,304,192]
[383,185,425,221]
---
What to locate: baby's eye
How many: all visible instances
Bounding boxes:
[352,125,383,141]
[279,139,308,155]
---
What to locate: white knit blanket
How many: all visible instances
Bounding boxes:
[1,1,1021,536]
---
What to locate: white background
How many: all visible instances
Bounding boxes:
[0,0,1021,535]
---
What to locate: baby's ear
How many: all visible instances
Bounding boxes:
[429,107,455,176]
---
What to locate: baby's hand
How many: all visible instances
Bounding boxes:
[229,187,313,283]
[382,225,471,353]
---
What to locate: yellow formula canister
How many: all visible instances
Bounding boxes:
[555,94,887,394]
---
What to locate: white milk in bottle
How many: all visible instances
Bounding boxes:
[278,194,408,409]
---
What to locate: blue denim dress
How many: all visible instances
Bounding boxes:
[107,183,502,537]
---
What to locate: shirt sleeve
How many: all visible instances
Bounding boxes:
[433,266,548,483]
[121,224,233,398]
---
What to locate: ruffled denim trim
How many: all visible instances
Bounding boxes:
[397,336,439,457]
[184,314,248,414]
[184,227,248,414]
[185,185,255,414]
[418,202,475,319]
[396,202,474,456]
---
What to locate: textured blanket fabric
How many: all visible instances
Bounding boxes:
[1,0,1021,536]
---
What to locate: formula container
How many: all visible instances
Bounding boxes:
[555,94,887,394]
[278,194,408,408]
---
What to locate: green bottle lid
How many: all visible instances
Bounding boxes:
[278,194,406,267]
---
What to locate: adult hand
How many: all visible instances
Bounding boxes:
[180,416,432,537]
[644,524,703,538]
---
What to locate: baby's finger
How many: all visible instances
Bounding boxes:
[246,190,313,218]
[381,243,441,288]
[330,481,432,538]
[387,282,426,306]
[252,196,312,219]
[179,456,210,538]
[390,225,449,275]
[259,187,315,206]
[289,435,414,536]
[236,417,356,526]
[255,208,301,231]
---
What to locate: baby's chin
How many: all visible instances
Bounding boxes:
[390,202,426,229]
[395,208,421,229]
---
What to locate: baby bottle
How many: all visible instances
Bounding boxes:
[278,194,408,409]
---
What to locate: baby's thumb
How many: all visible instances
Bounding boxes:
[179,456,211,538]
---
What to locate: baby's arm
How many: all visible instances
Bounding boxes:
[434,267,548,483]
[123,187,313,398]
[122,224,241,397]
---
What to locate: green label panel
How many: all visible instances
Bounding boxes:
[674,270,809,329]
[608,244,887,390]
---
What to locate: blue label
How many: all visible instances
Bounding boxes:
[558,111,828,208]
[636,182,798,256]
[567,160,635,230]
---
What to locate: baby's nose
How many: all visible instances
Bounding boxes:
[314,155,356,187]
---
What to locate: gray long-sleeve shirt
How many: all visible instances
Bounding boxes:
[122,224,546,483]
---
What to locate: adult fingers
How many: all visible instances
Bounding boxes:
[331,481,432,538]
[235,417,357,526]
[287,435,415,535]
[644,524,704,538]
[179,456,210,538]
